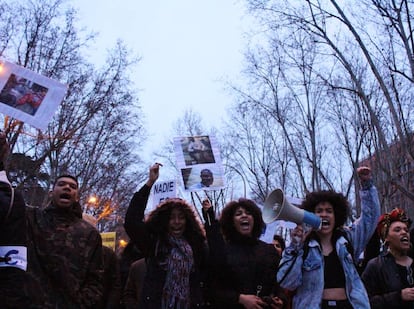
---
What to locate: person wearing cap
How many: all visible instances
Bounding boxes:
[361,208,414,308]
[124,163,209,308]
[277,166,380,309]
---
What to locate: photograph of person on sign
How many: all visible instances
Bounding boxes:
[181,135,215,165]
[0,60,67,130]
[181,164,225,192]
[0,73,48,116]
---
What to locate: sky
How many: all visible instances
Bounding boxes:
[71,0,251,162]
[65,1,283,240]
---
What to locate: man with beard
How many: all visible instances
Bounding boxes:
[189,168,214,190]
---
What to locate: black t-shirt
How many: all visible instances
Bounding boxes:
[324,249,346,289]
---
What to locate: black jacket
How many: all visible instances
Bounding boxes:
[203,207,279,308]
[0,175,45,308]
[362,251,414,309]
[124,184,209,309]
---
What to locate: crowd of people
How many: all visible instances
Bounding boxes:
[2,131,414,308]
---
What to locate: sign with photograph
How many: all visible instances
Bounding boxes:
[174,135,225,192]
[0,60,67,130]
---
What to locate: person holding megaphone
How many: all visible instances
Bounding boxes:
[277,167,380,309]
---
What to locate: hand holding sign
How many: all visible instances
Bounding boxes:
[146,162,162,187]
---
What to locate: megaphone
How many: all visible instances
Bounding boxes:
[263,189,321,230]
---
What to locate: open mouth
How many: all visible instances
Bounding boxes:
[59,193,72,200]
[170,227,183,234]
[239,220,252,233]
[240,220,250,227]
[321,219,330,227]
[401,236,409,244]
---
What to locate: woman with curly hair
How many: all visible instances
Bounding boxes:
[124,163,209,309]
[203,198,286,308]
[277,167,380,309]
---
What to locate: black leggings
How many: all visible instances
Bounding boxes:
[321,299,353,309]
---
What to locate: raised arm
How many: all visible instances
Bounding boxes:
[347,166,381,260]
[124,163,162,254]
[202,199,226,267]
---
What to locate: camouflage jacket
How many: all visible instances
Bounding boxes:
[26,203,104,308]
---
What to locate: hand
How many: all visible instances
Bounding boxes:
[270,296,284,309]
[146,163,162,186]
[401,287,414,301]
[290,224,308,245]
[238,294,266,309]
[202,199,212,211]
[357,166,371,182]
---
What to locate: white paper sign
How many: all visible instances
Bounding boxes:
[0,60,67,130]
[173,135,225,192]
[152,180,177,208]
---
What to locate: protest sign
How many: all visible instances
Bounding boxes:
[152,179,177,208]
[0,60,67,130]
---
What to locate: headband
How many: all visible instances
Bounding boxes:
[376,208,412,240]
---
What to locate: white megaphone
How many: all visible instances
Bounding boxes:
[263,188,321,230]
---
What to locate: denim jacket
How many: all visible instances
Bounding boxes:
[277,185,380,309]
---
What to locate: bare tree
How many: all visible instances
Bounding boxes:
[0,0,147,233]
[242,0,414,216]
[226,23,350,204]
[222,101,292,203]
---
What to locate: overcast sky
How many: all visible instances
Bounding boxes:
[71,0,251,162]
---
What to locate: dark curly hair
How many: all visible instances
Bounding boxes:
[145,198,206,261]
[301,190,349,229]
[146,198,205,239]
[219,198,265,241]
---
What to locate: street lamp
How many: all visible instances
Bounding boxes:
[88,195,98,205]
[83,195,99,213]
[119,239,128,248]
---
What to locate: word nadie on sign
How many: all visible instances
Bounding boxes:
[154,181,174,193]
[152,180,177,208]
